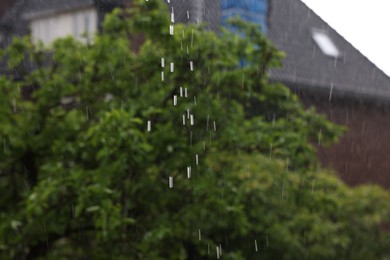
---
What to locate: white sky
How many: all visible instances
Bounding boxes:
[301,0,390,76]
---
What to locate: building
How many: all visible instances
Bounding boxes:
[0,0,126,46]
[2,0,390,187]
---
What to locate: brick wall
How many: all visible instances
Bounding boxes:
[300,91,390,188]
[0,0,14,17]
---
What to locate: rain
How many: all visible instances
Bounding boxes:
[0,0,390,258]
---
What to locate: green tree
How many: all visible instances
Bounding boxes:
[0,0,388,259]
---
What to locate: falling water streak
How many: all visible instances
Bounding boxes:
[12,99,16,112]
[161,58,165,67]
[170,7,175,23]
[169,176,173,188]
[187,10,190,20]
[169,25,174,35]
[161,71,164,81]
[255,240,258,252]
[318,129,322,146]
[185,88,188,97]
[183,114,186,125]
[147,120,151,132]
[195,154,199,166]
[191,29,194,48]
[329,83,334,102]
[216,246,220,259]
[213,121,216,131]
[180,87,183,97]
[190,114,194,125]
[286,158,289,172]
[173,95,177,106]
[187,166,191,179]
[187,109,190,119]
[190,61,194,71]
[198,229,202,241]
[170,62,174,72]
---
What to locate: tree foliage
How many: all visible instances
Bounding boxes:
[0,0,389,259]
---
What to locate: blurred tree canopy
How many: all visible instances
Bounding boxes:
[0,0,389,259]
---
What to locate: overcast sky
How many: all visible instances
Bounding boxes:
[301,0,390,76]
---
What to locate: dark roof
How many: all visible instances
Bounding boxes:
[267,0,390,102]
[168,0,390,102]
[21,0,95,20]
[2,0,390,102]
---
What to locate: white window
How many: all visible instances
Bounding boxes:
[30,8,98,45]
[312,29,340,58]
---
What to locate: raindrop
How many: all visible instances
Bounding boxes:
[216,246,220,259]
[161,71,164,81]
[213,121,216,131]
[190,114,194,125]
[173,95,177,106]
[171,8,175,23]
[193,96,197,106]
[318,129,322,146]
[182,114,186,125]
[195,154,199,165]
[255,239,258,252]
[329,83,334,102]
[191,29,194,48]
[161,58,165,68]
[169,25,174,35]
[185,88,188,97]
[170,62,174,72]
[190,61,194,71]
[180,87,183,97]
[169,176,173,188]
[147,120,152,132]
[187,166,191,179]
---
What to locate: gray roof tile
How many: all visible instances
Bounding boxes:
[267,0,390,101]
